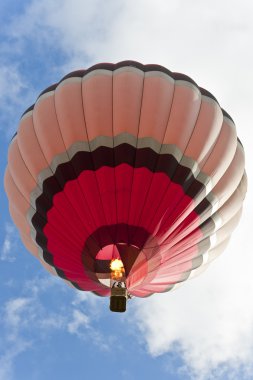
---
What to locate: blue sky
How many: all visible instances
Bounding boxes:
[1,1,253,380]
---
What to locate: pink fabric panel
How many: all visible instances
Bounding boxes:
[55,79,88,147]
[113,67,144,136]
[8,139,38,203]
[184,97,223,164]
[96,244,120,260]
[167,228,204,256]
[82,71,113,140]
[126,251,148,290]
[211,142,245,206]
[39,259,58,276]
[201,118,237,185]
[17,115,51,181]
[213,182,246,226]
[33,94,68,166]
[20,233,39,258]
[160,244,200,268]
[4,173,38,258]
[152,196,198,247]
[4,169,30,220]
[9,204,30,236]
[128,244,162,290]
[138,73,175,140]
[214,208,242,245]
[159,211,202,249]
[163,83,201,150]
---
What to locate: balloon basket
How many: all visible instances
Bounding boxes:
[110,287,127,313]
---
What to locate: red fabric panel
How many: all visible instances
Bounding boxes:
[43,164,201,294]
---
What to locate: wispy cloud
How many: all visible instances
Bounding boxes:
[0,339,31,380]
[1,223,18,262]
[0,63,31,138]
[4,297,32,331]
[0,297,33,380]
[0,275,112,379]
[67,309,89,334]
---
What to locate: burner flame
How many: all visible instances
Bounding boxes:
[110,259,125,281]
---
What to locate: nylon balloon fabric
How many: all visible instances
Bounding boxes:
[5,61,247,298]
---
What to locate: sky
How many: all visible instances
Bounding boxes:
[0,1,253,379]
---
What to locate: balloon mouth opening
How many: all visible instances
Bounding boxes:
[110,287,127,312]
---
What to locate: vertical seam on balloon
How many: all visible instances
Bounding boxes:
[52,83,101,253]
[122,70,146,291]
[126,70,146,245]
[112,69,118,244]
[80,74,115,253]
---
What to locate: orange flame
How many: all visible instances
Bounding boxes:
[110,259,125,281]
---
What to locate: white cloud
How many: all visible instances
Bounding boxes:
[0,297,33,380]
[0,65,30,137]
[67,309,89,334]
[4,297,32,329]
[72,290,99,306]
[1,223,17,262]
[8,0,253,80]
[23,274,64,297]
[71,289,106,319]
[0,339,31,380]
[67,307,111,351]
[0,65,26,103]
[0,278,111,379]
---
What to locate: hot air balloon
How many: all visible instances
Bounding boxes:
[4,61,247,312]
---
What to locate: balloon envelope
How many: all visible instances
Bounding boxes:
[5,61,247,298]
